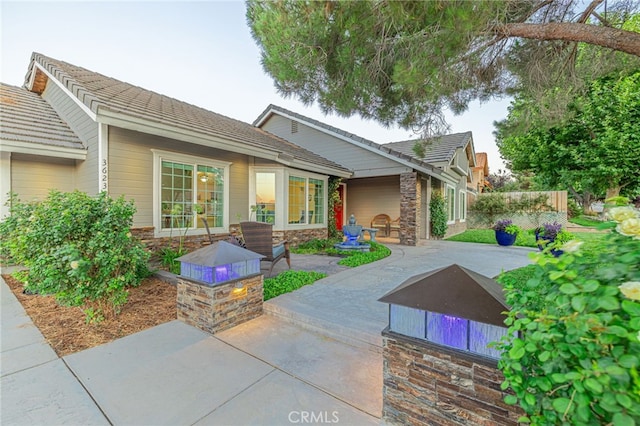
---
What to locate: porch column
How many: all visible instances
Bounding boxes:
[400,172,419,246]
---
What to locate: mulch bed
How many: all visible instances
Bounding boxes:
[3,274,177,357]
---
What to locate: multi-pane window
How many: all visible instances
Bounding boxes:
[161,161,193,229]
[196,165,224,228]
[255,172,276,224]
[447,187,456,222]
[288,176,307,224]
[288,175,325,225]
[459,191,466,221]
[159,157,225,231]
[309,178,324,224]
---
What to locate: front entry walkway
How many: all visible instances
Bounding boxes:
[1,241,533,425]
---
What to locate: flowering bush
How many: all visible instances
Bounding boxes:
[496,205,640,425]
[536,221,574,247]
[494,219,522,236]
[0,191,150,322]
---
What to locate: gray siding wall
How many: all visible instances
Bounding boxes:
[262,115,407,177]
[344,176,401,227]
[11,153,77,201]
[108,127,250,228]
[42,81,98,194]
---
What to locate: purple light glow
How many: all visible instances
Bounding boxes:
[215,265,229,283]
[427,312,468,350]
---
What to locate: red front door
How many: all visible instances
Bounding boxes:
[334,184,345,231]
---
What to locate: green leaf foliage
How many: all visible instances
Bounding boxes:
[495,205,640,425]
[0,191,150,322]
[247,1,640,134]
[263,270,326,301]
[496,71,640,201]
[430,191,448,239]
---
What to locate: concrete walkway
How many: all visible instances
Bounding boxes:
[1,241,534,425]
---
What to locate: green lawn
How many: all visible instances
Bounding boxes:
[445,228,605,247]
[569,215,603,227]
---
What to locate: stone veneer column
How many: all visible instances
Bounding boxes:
[177,275,263,334]
[382,329,523,425]
[400,172,420,246]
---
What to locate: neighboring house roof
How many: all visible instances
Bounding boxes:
[0,83,86,158]
[22,53,349,176]
[384,132,473,165]
[254,104,447,180]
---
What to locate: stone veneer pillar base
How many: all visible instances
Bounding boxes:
[382,329,523,425]
[176,274,263,334]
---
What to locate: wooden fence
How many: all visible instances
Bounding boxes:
[499,190,567,213]
[468,190,568,229]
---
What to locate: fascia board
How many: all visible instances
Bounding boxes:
[96,109,281,161]
[97,109,350,177]
[0,139,87,160]
[31,63,98,121]
[289,159,352,178]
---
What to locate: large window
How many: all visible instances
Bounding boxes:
[154,150,229,234]
[251,167,327,229]
[288,175,324,225]
[255,172,276,224]
[447,186,456,223]
[459,190,466,221]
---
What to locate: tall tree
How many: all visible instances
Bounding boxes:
[495,71,640,205]
[247,0,640,134]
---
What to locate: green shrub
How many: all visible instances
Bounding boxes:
[0,190,150,321]
[567,197,582,218]
[263,270,326,300]
[496,205,640,425]
[430,191,448,239]
[292,238,341,254]
[160,247,186,274]
[337,242,391,267]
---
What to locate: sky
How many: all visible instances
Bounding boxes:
[1,1,513,171]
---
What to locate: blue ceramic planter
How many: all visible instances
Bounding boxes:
[535,231,563,257]
[495,230,517,246]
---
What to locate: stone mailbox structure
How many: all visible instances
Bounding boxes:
[378,264,523,425]
[176,241,265,334]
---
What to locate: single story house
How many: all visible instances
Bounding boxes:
[1,53,476,249]
[254,105,476,244]
[0,53,351,250]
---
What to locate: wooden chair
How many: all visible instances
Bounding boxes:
[389,217,400,237]
[371,213,391,236]
[240,221,290,277]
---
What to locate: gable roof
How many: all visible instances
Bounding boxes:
[384,132,473,164]
[0,83,86,159]
[22,53,350,177]
[254,104,448,180]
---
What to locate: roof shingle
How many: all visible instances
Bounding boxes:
[0,82,84,150]
[384,132,472,164]
[24,53,348,174]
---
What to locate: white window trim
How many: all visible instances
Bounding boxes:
[459,190,466,222]
[250,166,328,230]
[249,167,284,228]
[286,170,327,229]
[446,185,456,224]
[152,149,231,238]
